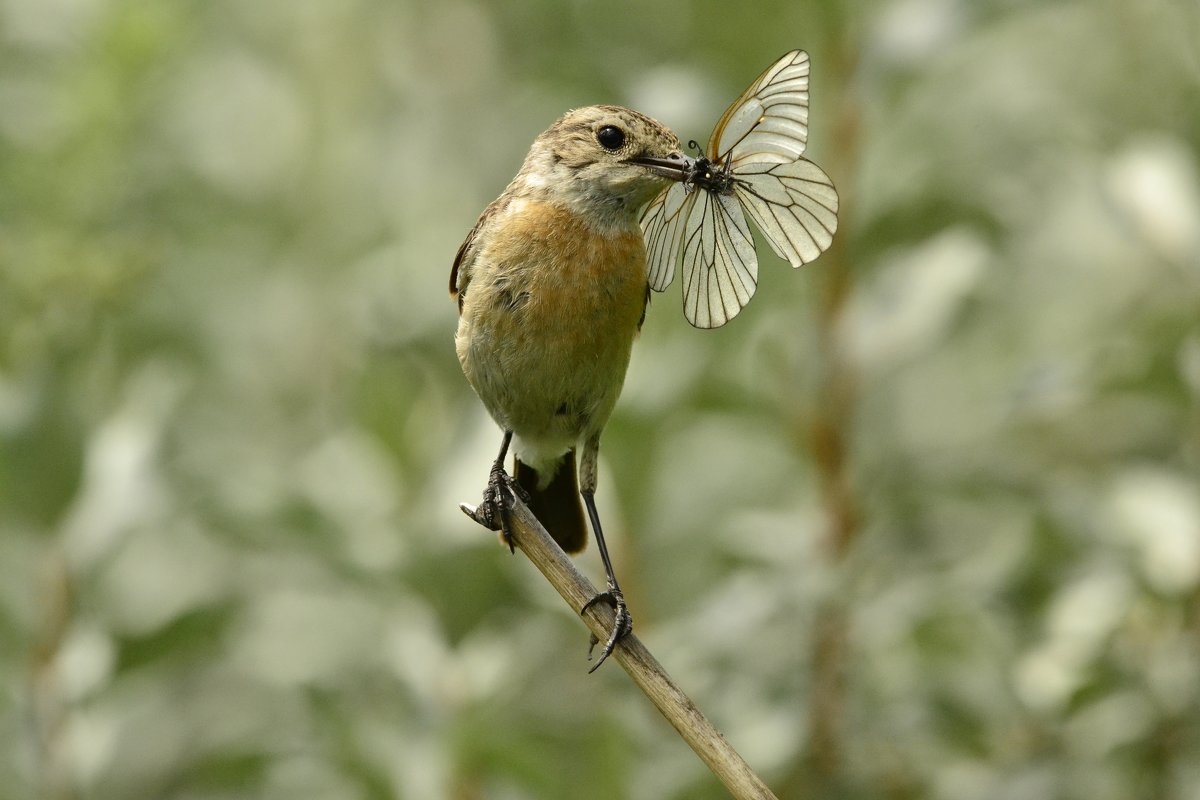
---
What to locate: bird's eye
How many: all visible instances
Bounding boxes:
[596,125,625,151]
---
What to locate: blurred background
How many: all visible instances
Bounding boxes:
[2,0,1199,798]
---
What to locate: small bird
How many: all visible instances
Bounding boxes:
[452,105,691,670]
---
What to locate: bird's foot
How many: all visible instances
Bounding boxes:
[581,586,633,672]
[459,464,530,553]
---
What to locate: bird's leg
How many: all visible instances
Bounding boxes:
[577,438,631,671]
[580,490,632,671]
[459,430,529,553]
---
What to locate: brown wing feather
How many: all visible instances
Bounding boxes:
[637,283,651,331]
[450,196,509,314]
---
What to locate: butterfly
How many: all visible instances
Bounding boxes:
[640,50,840,328]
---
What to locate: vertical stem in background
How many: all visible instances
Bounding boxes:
[787,26,863,795]
[30,547,77,800]
[806,239,859,786]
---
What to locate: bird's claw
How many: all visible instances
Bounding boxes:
[582,587,632,672]
[460,465,529,553]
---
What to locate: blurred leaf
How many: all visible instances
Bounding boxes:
[115,604,237,673]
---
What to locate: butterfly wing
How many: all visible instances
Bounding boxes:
[709,49,838,270]
[640,181,695,292]
[680,187,758,328]
[709,50,811,168]
[733,158,839,268]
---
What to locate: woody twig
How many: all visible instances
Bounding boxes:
[496,496,779,800]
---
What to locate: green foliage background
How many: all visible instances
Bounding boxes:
[2,1,1199,798]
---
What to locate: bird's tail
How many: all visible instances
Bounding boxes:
[514,450,588,553]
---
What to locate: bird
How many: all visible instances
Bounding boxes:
[451,105,692,670]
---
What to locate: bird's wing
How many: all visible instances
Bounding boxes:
[449,196,507,313]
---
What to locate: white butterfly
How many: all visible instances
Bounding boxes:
[641,50,840,328]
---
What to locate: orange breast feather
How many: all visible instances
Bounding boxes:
[498,202,647,342]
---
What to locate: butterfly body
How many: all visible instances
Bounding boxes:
[686,153,736,195]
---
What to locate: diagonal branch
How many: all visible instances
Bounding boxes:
[487,496,780,800]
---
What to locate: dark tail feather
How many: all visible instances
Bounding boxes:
[514,451,588,553]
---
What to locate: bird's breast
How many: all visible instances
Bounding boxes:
[479,200,648,344]
[456,200,650,446]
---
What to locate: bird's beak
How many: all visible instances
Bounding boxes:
[629,151,694,182]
